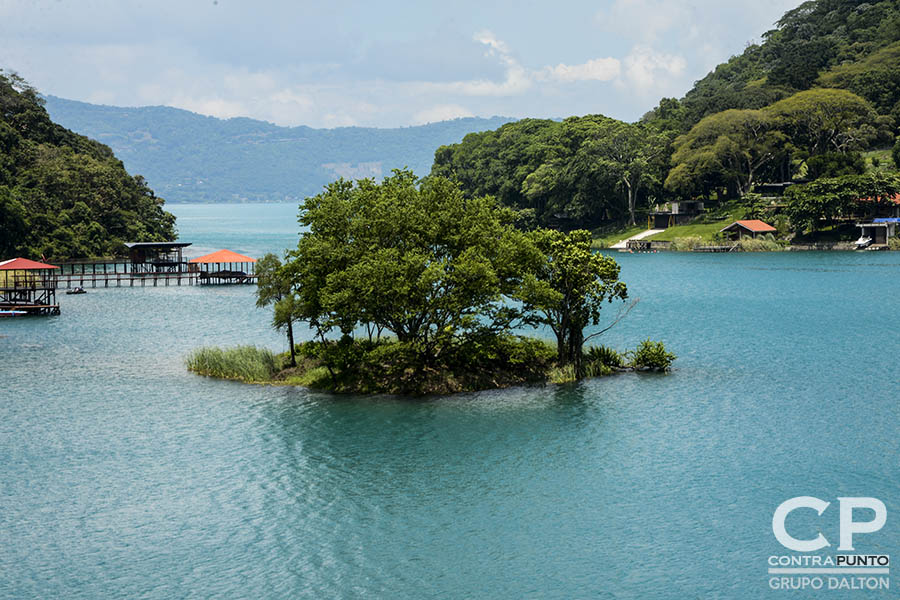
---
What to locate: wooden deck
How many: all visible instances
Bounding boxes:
[0,303,60,315]
[57,272,201,288]
[52,259,257,288]
[694,245,739,253]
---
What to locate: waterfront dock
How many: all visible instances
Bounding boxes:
[52,245,258,289]
[694,245,738,253]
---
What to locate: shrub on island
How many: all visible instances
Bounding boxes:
[631,339,677,372]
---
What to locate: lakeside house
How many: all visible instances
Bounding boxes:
[125,241,193,274]
[720,220,778,241]
[0,258,60,315]
[189,249,257,284]
[856,192,900,219]
[649,200,705,229]
[856,218,899,249]
[854,193,900,249]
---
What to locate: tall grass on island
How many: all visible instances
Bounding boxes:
[184,337,677,394]
[185,346,279,383]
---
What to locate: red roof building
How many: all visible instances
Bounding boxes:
[0,258,60,271]
[0,258,60,315]
[720,220,778,241]
[188,249,257,285]
[189,249,257,264]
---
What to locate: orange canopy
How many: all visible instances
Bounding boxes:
[189,249,257,264]
[725,220,777,233]
[0,257,60,270]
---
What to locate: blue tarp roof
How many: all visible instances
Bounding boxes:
[872,218,900,223]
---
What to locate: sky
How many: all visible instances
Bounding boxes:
[0,0,801,129]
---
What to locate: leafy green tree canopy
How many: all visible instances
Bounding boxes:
[784,172,900,232]
[766,89,877,157]
[0,70,175,259]
[667,109,785,197]
[285,170,543,362]
[517,229,628,375]
[256,253,300,367]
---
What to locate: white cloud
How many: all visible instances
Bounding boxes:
[423,30,532,96]
[424,31,623,96]
[170,96,249,120]
[322,113,359,128]
[620,45,687,93]
[595,0,689,43]
[538,58,621,83]
[2,0,810,128]
[412,104,475,125]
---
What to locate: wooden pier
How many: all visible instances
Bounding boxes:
[57,270,201,288]
[52,253,257,289]
[693,245,739,253]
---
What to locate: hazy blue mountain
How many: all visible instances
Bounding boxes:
[43,96,515,203]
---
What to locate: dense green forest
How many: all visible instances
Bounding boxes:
[432,0,900,234]
[44,96,515,204]
[0,71,175,259]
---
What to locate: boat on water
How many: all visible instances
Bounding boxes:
[0,310,27,317]
[66,287,87,295]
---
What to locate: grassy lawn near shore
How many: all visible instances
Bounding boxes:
[591,224,649,248]
[647,214,742,242]
[593,205,748,246]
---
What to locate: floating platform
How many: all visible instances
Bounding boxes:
[0,304,60,316]
[694,245,738,253]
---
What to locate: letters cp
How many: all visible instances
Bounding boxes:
[772,496,887,552]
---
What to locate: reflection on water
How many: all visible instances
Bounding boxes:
[1,206,898,599]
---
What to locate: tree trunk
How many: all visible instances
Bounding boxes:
[569,327,585,379]
[556,324,586,379]
[287,319,297,367]
[555,330,568,365]
[626,179,636,226]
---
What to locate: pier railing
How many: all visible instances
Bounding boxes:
[57,271,202,288]
[50,259,257,288]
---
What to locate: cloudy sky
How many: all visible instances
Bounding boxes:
[1,0,800,128]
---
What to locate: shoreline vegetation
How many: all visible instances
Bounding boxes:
[1,71,176,260]
[187,170,675,396]
[186,338,676,396]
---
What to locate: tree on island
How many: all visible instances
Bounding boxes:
[245,170,647,392]
[197,170,673,393]
[518,229,630,377]
[285,170,543,364]
[255,253,300,368]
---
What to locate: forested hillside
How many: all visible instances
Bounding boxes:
[0,72,175,259]
[662,0,900,130]
[44,96,515,204]
[433,0,900,234]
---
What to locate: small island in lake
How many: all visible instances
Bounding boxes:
[187,171,674,395]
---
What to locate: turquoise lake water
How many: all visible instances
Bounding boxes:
[2,203,898,599]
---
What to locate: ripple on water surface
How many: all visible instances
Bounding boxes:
[2,212,898,599]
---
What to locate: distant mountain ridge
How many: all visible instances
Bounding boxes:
[43,96,516,203]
